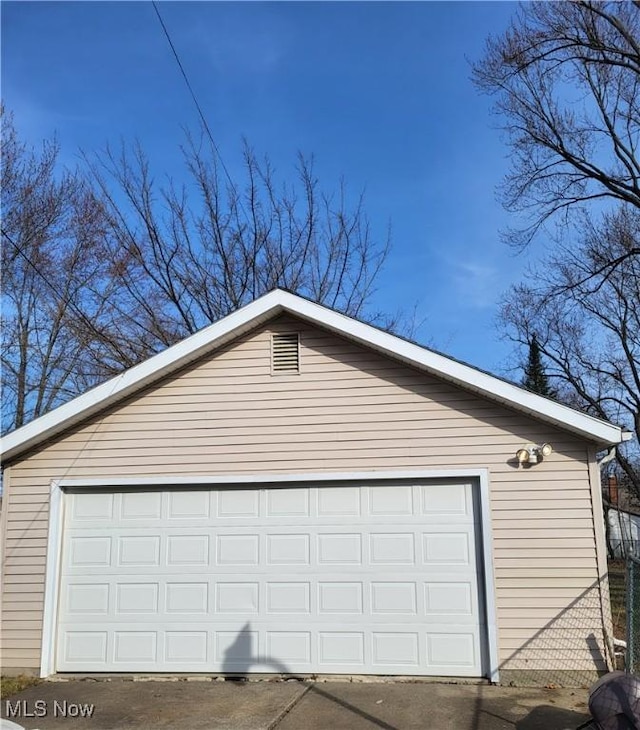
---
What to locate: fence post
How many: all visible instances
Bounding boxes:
[628,558,633,673]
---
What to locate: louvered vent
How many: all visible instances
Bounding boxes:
[272,333,300,374]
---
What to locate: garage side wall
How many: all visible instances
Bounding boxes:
[1,315,608,684]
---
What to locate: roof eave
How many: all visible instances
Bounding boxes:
[274,297,625,448]
[0,296,286,464]
[0,289,626,463]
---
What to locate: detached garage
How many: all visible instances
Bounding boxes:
[0,290,628,685]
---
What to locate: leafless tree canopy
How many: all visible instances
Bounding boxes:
[474,1,640,255]
[1,114,390,432]
[1,112,116,430]
[477,2,640,488]
[500,205,640,494]
[87,135,389,354]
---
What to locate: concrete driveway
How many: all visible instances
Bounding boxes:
[1,678,592,730]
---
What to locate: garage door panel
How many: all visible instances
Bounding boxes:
[118,535,161,567]
[60,577,479,623]
[117,583,159,613]
[66,535,112,568]
[266,582,311,613]
[121,491,163,520]
[368,484,414,515]
[71,492,114,521]
[427,632,478,669]
[266,533,310,564]
[266,488,309,517]
[216,490,259,518]
[371,582,417,614]
[421,483,470,516]
[57,622,484,674]
[317,486,362,516]
[319,632,365,665]
[425,581,476,617]
[218,582,261,613]
[62,631,108,665]
[165,631,209,663]
[57,482,486,676]
[65,584,110,615]
[423,532,471,565]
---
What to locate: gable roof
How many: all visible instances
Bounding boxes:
[0,289,629,463]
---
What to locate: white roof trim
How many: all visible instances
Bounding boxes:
[0,289,626,462]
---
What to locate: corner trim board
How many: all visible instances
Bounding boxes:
[41,479,64,678]
[478,469,500,683]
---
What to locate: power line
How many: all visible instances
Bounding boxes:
[151,1,239,197]
[5,5,249,383]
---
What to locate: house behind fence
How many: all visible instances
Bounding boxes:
[608,509,640,559]
[605,476,640,559]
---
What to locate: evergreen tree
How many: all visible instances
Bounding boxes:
[522,335,554,397]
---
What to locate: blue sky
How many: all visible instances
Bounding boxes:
[2,1,534,377]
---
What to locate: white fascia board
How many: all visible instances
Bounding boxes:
[274,293,625,446]
[0,292,286,463]
[0,289,625,462]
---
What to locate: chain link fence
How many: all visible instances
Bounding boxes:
[627,556,640,674]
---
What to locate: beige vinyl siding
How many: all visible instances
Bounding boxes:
[1,314,608,680]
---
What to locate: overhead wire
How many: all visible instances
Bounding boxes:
[150,0,258,290]
[4,2,240,360]
[3,3,247,423]
[2,1,254,450]
[151,1,240,198]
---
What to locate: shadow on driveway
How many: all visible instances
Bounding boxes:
[515,705,593,729]
[1,679,592,730]
[276,681,592,730]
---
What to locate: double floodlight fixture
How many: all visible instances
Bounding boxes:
[516,442,553,465]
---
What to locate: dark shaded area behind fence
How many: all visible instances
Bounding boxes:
[627,557,640,674]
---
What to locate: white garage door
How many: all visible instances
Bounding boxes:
[56,481,486,676]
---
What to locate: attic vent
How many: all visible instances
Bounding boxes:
[272,333,300,374]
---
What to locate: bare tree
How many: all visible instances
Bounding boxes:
[500,205,640,495]
[1,111,120,431]
[473,1,640,262]
[2,117,391,431]
[84,135,390,359]
[476,2,640,483]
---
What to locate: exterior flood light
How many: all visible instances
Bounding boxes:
[516,443,553,465]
